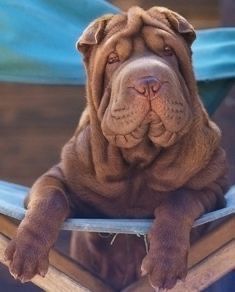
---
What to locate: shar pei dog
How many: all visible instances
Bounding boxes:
[5,6,227,291]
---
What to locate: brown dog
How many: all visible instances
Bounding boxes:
[5,6,227,291]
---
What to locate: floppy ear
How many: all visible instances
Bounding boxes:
[76,14,113,55]
[159,8,196,46]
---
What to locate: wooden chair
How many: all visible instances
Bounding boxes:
[0,181,234,291]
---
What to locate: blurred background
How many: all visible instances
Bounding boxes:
[0,0,234,291]
[1,0,235,187]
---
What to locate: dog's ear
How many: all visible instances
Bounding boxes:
[159,8,196,46]
[76,14,113,55]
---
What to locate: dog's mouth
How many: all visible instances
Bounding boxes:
[102,109,189,149]
[102,112,149,148]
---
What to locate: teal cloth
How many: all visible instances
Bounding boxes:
[0,0,119,84]
[0,1,234,85]
[193,28,235,81]
[192,28,235,113]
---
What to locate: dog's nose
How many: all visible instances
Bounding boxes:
[132,76,161,100]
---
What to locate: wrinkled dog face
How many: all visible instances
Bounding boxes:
[101,32,192,148]
[78,7,196,149]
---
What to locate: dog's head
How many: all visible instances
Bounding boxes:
[76,7,219,153]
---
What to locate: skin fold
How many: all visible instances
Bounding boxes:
[4,6,228,291]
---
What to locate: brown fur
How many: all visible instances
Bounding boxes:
[5,6,228,291]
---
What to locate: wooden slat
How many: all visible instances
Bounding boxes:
[0,133,70,185]
[188,216,235,268]
[172,240,235,291]
[0,83,85,131]
[123,216,235,291]
[0,234,89,292]
[0,215,114,292]
[0,82,86,185]
[0,216,234,291]
[123,240,235,292]
[49,250,114,292]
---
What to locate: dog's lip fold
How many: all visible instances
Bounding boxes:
[102,112,151,148]
[102,110,166,149]
[102,115,148,138]
[102,104,191,149]
[104,110,160,136]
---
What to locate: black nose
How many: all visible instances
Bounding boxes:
[132,76,161,100]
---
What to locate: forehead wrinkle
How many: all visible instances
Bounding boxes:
[101,30,134,57]
[105,22,126,39]
[105,14,127,38]
[106,13,127,29]
[142,27,165,54]
[116,38,133,59]
[126,7,173,36]
[103,9,175,49]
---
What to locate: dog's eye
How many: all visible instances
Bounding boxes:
[107,52,120,64]
[163,45,174,56]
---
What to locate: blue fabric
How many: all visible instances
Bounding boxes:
[0,0,119,84]
[192,28,235,81]
[0,180,235,234]
[0,1,234,85]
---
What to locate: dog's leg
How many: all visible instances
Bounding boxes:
[141,183,226,290]
[4,166,69,282]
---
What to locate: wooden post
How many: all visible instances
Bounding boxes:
[0,215,234,292]
[123,216,235,291]
[0,215,114,292]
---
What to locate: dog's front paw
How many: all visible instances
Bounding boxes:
[141,240,188,290]
[4,233,49,283]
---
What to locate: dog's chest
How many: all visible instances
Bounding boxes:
[71,172,164,218]
[63,132,165,217]
[119,175,163,217]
